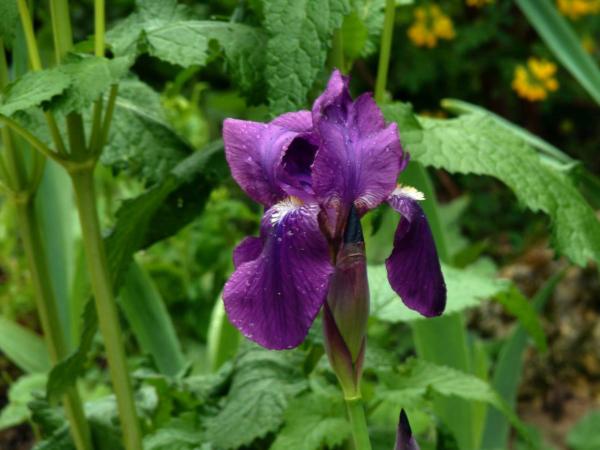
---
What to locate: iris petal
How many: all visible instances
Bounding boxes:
[385,188,446,317]
[223,111,313,207]
[223,200,334,350]
[311,70,404,237]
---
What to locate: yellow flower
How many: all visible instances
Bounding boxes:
[512,58,559,102]
[466,0,494,7]
[408,5,455,48]
[557,0,600,19]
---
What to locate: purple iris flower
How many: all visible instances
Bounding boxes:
[222,70,446,350]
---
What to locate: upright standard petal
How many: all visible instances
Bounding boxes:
[223,111,313,207]
[223,199,334,350]
[311,70,404,236]
[385,186,446,317]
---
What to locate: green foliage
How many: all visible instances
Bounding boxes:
[48,55,132,115]
[482,273,563,450]
[0,316,50,373]
[0,56,131,117]
[46,300,96,403]
[346,0,385,57]
[0,373,46,430]
[204,345,307,449]
[379,358,529,442]
[101,79,193,183]
[105,140,226,290]
[384,104,600,267]
[369,262,509,322]
[106,0,266,99]
[567,409,600,450]
[263,0,350,113]
[0,69,70,116]
[271,391,351,450]
[0,0,18,47]
[118,261,184,376]
[143,415,206,450]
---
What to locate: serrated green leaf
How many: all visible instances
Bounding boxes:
[101,79,192,183]
[0,68,70,116]
[107,2,266,99]
[383,359,530,442]
[204,346,306,449]
[0,373,47,430]
[48,55,132,115]
[0,0,18,46]
[271,392,350,450]
[0,316,50,373]
[264,0,350,113]
[567,409,600,450]
[370,262,509,322]
[384,104,600,267]
[143,416,205,450]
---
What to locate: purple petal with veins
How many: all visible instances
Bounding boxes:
[223,200,333,350]
[311,70,404,237]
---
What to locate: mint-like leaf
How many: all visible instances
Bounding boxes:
[384,104,600,267]
[264,0,350,114]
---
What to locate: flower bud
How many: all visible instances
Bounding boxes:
[323,205,368,397]
[395,409,420,450]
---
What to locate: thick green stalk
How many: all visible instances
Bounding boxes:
[15,201,93,450]
[1,37,92,450]
[70,168,143,450]
[345,397,372,450]
[374,0,395,103]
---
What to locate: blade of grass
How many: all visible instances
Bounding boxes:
[118,260,184,376]
[481,271,563,450]
[0,317,50,373]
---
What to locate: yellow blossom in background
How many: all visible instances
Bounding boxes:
[512,58,559,101]
[557,0,600,19]
[408,4,455,48]
[466,0,494,7]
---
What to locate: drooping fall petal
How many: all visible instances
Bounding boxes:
[385,186,446,317]
[223,199,334,349]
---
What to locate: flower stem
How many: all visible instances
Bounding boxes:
[345,396,372,450]
[374,0,396,104]
[331,29,345,73]
[15,201,93,450]
[69,168,143,450]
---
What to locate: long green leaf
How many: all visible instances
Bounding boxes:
[0,317,50,373]
[36,160,77,350]
[515,0,600,105]
[119,261,184,376]
[207,297,241,372]
[481,272,563,450]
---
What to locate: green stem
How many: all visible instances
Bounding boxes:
[374,0,396,104]
[70,168,143,450]
[15,201,93,450]
[49,0,74,63]
[16,0,68,155]
[345,397,372,450]
[0,115,63,163]
[89,0,106,153]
